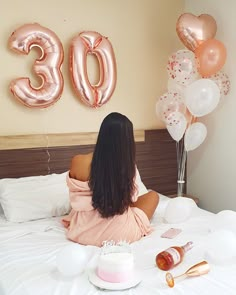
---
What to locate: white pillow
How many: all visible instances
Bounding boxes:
[0,172,70,222]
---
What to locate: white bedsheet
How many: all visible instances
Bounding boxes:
[0,197,236,295]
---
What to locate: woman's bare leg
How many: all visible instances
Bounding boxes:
[131,191,159,220]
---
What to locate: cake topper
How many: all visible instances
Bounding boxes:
[101,240,132,255]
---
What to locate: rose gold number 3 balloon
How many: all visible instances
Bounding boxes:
[70,31,117,107]
[9,23,64,108]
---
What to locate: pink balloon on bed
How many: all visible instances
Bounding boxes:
[9,23,64,108]
[69,31,117,108]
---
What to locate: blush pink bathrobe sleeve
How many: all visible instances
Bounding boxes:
[62,170,152,247]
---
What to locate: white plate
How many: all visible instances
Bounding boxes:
[88,268,142,290]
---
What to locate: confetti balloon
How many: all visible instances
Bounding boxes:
[167,113,187,142]
[156,91,186,126]
[167,50,199,86]
[210,71,230,97]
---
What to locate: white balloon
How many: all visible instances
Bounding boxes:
[204,230,236,265]
[184,79,220,117]
[218,209,236,219]
[210,210,236,235]
[164,197,197,223]
[56,243,89,276]
[167,113,187,141]
[184,122,207,152]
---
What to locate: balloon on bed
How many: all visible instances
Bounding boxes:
[56,243,90,276]
[155,13,230,196]
[164,197,197,224]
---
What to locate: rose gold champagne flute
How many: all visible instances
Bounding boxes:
[166,261,210,288]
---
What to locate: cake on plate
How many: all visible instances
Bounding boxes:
[96,241,134,283]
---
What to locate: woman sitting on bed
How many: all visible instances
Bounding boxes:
[62,112,159,246]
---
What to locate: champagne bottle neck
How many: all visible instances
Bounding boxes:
[182,241,193,253]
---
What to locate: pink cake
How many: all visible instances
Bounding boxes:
[96,242,134,283]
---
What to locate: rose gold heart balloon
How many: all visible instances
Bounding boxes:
[176,13,217,51]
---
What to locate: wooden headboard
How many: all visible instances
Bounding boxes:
[0,129,181,196]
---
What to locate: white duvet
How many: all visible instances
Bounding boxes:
[0,196,236,295]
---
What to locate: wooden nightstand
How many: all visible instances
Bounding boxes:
[168,193,199,205]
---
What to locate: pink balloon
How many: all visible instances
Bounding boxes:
[69,31,117,108]
[176,13,217,52]
[9,23,64,108]
[195,39,227,77]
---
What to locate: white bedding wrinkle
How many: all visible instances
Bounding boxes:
[1,196,236,295]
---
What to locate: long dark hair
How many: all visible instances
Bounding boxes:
[89,112,136,218]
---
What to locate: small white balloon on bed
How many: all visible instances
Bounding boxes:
[209,210,236,234]
[56,243,89,276]
[164,197,197,223]
[204,229,236,265]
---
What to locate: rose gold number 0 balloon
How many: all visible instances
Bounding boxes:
[70,31,117,107]
[9,23,64,108]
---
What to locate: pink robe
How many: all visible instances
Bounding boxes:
[62,171,152,247]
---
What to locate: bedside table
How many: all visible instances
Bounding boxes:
[168,193,199,205]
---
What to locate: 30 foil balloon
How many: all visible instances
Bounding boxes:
[9,23,64,108]
[69,31,117,108]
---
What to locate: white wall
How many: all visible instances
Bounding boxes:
[185,0,236,212]
[0,0,184,136]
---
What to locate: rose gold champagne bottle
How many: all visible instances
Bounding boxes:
[156,241,193,271]
[166,260,210,288]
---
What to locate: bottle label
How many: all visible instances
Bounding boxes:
[165,248,181,265]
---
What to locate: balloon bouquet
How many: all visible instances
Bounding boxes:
[156,13,230,196]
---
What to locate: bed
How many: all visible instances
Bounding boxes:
[0,129,236,295]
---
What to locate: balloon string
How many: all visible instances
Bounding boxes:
[177,112,193,195]
[189,114,195,125]
[45,133,51,175]
[40,108,51,175]
[176,140,187,196]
